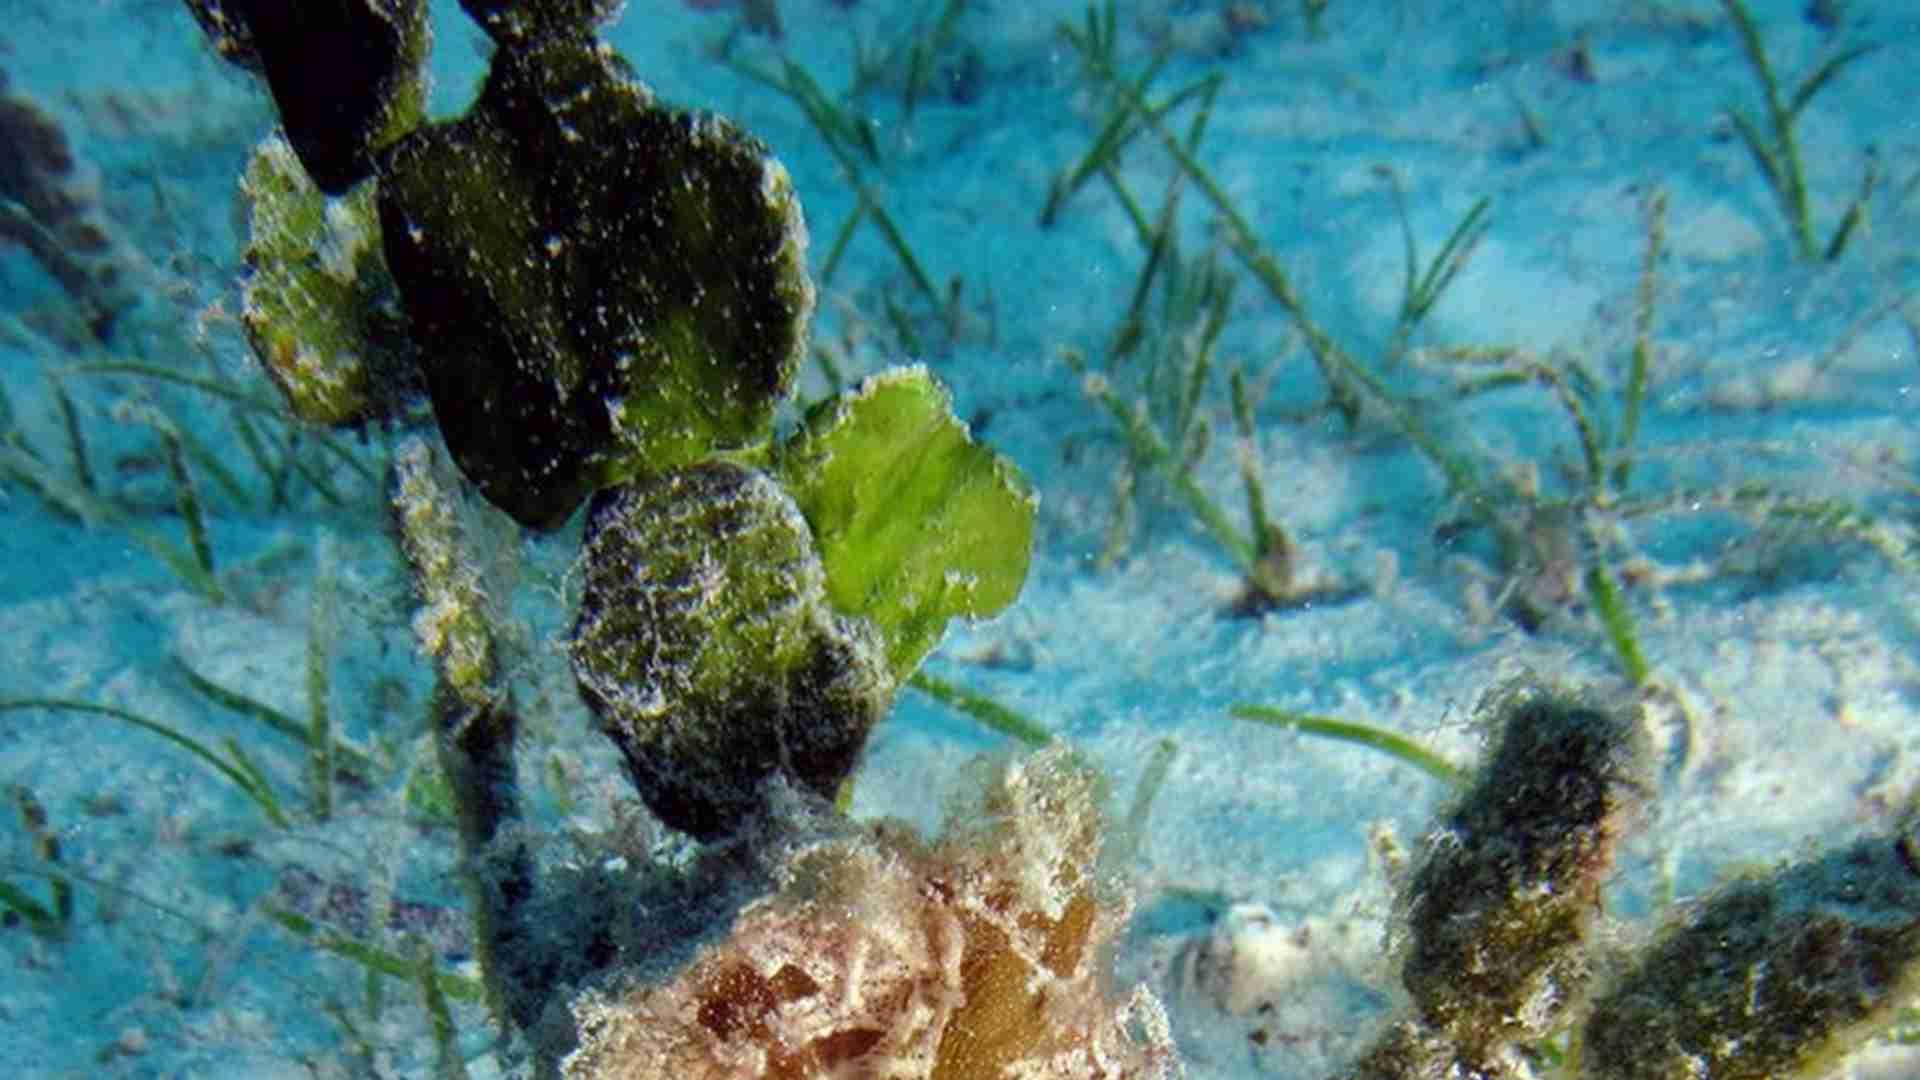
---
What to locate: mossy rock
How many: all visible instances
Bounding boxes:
[183,0,430,194]
[1579,833,1920,1080]
[239,134,417,426]
[377,36,812,530]
[1399,684,1648,1060]
[777,366,1036,681]
[568,463,890,840]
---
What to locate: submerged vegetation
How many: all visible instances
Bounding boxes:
[0,0,1916,1077]
[1048,1,1913,683]
[1718,0,1878,262]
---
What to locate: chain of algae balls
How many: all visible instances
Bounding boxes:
[189,0,1037,844]
[182,1,1920,1078]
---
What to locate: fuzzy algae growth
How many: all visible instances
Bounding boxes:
[218,0,1034,840]
[1341,679,1920,1080]
[569,462,892,841]
[1578,831,1920,1080]
[1339,682,1649,1080]
[185,0,1920,1076]
[560,747,1178,1079]
[240,134,416,427]
[182,0,430,193]
[191,0,1114,1074]
[568,364,1035,840]
[378,32,815,529]
[1396,687,1650,1066]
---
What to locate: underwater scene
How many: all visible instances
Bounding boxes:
[3,0,1920,1076]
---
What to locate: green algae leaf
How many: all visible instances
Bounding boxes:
[778,366,1036,681]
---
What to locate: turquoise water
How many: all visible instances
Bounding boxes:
[2,1,1917,1076]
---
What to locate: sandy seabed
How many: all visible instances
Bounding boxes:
[1,1,1918,1077]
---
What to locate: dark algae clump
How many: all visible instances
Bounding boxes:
[185,0,1060,1072]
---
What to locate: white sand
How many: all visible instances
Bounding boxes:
[1,0,1917,1076]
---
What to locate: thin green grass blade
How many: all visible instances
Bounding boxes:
[1727,109,1789,207]
[0,698,286,826]
[47,374,93,494]
[263,905,484,1002]
[907,671,1051,748]
[281,432,348,507]
[1615,191,1665,492]
[221,736,282,816]
[1408,196,1492,323]
[63,361,380,488]
[1040,58,1178,225]
[1823,198,1867,262]
[1720,0,1783,120]
[1075,364,1255,567]
[61,360,282,414]
[11,787,71,930]
[308,548,337,823]
[902,0,968,128]
[165,413,254,509]
[1230,367,1277,566]
[1110,192,1174,361]
[2,860,215,936]
[1111,737,1178,867]
[1787,43,1877,119]
[1386,172,1419,324]
[1072,48,1491,506]
[229,408,281,504]
[818,200,865,286]
[0,443,226,602]
[1584,564,1650,687]
[1126,737,1178,840]
[173,657,378,785]
[1170,278,1227,453]
[416,939,471,1080]
[1539,364,1607,496]
[151,418,216,579]
[1230,704,1467,786]
[1822,159,1877,262]
[862,194,941,307]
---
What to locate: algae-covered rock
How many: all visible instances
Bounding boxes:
[1331,682,1650,1080]
[777,366,1036,681]
[377,36,813,530]
[182,0,429,193]
[1579,829,1920,1080]
[568,462,890,840]
[239,134,417,427]
[1395,683,1648,1067]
